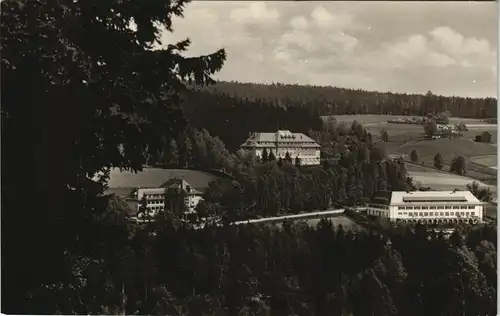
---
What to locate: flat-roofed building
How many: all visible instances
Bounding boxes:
[240,130,321,165]
[366,190,484,225]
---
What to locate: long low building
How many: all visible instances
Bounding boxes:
[366,190,484,224]
[240,130,321,165]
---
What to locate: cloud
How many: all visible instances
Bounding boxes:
[230,2,280,24]
[290,16,308,30]
[310,5,354,30]
[158,2,496,97]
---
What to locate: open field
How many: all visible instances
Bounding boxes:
[395,138,497,166]
[409,171,496,196]
[322,114,498,127]
[471,155,497,168]
[106,168,219,191]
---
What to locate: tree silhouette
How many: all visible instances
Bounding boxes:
[261,148,269,163]
[424,120,438,139]
[450,156,467,176]
[295,156,301,167]
[1,0,226,312]
[268,150,276,161]
[433,153,443,170]
[410,150,419,163]
[381,129,389,143]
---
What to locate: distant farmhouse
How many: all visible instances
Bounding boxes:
[103,168,217,221]
[366,190,484,225]
[433,124,460,139]
[241,130,321,165]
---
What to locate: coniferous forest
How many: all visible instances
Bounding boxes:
[1,0,497,315]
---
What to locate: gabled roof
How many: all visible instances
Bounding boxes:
[161,178,203,195]
[241,131,321,148]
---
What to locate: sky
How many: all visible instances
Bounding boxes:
[160,1,497,98]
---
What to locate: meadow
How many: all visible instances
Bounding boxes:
[324,114,498,194]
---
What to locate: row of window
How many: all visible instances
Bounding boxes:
[143,194,163,199]
[397,205,475,210]
[147,200,164,205]
[398,211,476,217]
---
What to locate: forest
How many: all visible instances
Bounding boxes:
[182,86,495,152]
[1,0,497,315]
[198,81,497,118]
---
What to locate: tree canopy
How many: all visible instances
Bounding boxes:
[2,0,225,312]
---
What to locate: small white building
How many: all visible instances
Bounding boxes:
[366,190,484,225]
[240,130,321,165]
[135,178,204,221]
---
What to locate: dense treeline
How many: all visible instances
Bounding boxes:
[32,213,496,316]
[183,89,324,151]
[196,81,497,119]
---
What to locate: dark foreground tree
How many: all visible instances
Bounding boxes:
[1,0,226,313]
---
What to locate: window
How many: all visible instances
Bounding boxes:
[398,212,402,216]
[424,212,429,216]
[468,206,475,209]
[419,212,423,216]
[440,212,444,216]
[461,206,467,210]
[405,207,413,210]
[414,206,421,210]
[408,212,413,216]
[403,212,408,215]
[445,212,449,216]
[450,212,454,216]
[429,212,433,216]
[445,206,452,209]
[460,212,464,216]
[421,206,428,210]
[471,212,476,216]
[429,206,436,210]
[437,206,444,210]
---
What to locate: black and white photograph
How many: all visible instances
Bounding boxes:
[2,0,498,315]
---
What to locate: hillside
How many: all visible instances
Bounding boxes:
[191,81,496,118]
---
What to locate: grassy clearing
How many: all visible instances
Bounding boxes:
[471,155,497,168]
[409,170,496,193]
[395,138,497,165]
[323,115,497,126]
[106,167,219,191]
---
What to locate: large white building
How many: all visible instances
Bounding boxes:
[366,190,484,224]
[135,178,204,221]
[240,130,321,165]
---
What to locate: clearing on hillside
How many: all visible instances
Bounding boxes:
[409,171,496,194]
[106,168,219,192]
[471,155,497,168]
[396,138,497,165]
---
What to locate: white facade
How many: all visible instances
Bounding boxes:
[366,190,484,225]
[241,130,321,165]
[135,179,204,220]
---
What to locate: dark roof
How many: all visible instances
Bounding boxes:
[402,196,467,202]
[370,190,392,206]
[106,187,135,198]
